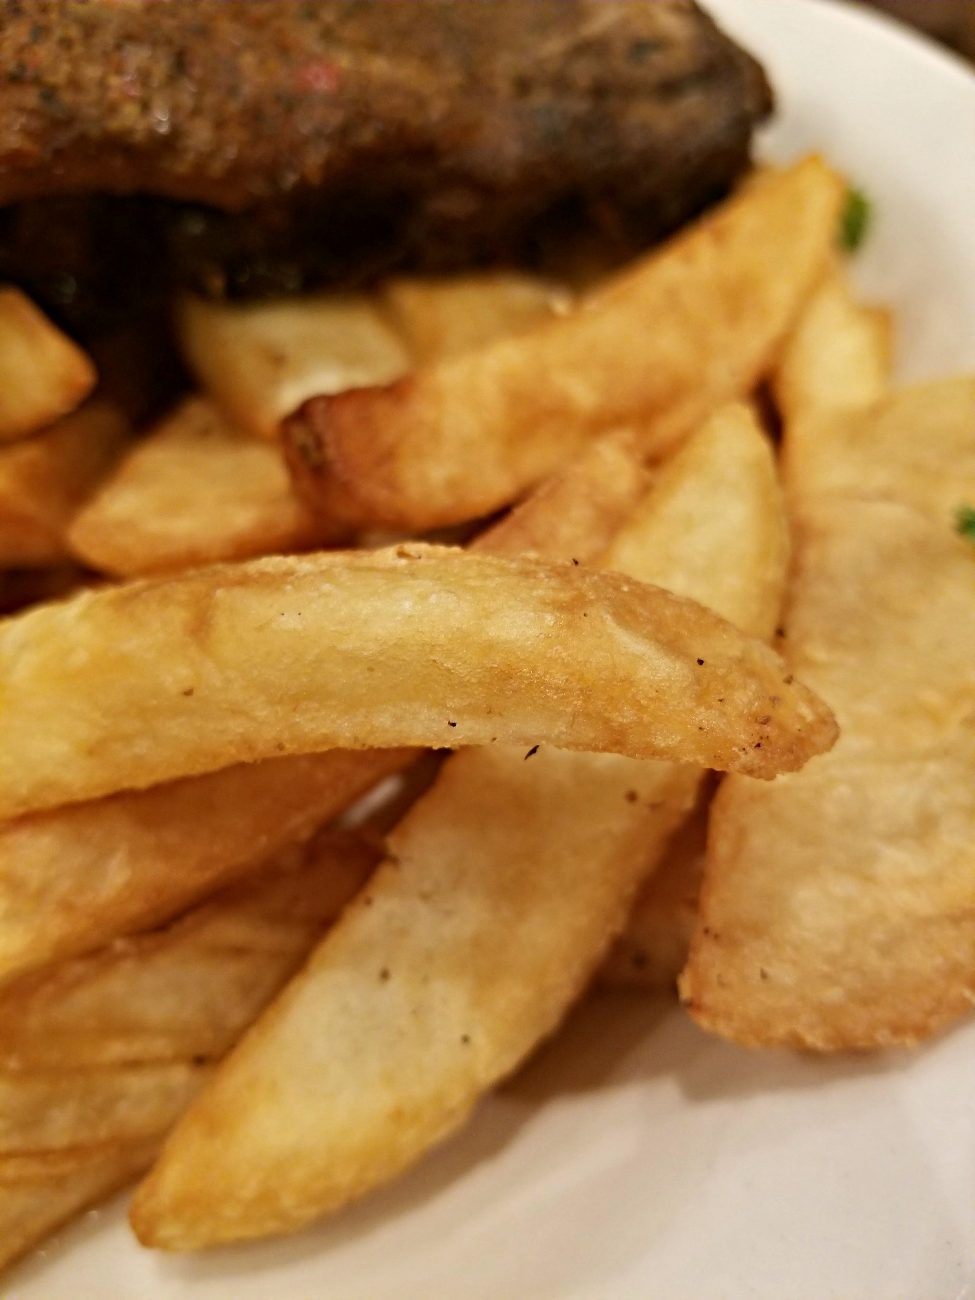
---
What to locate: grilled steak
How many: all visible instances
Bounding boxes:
[0,0,772,316]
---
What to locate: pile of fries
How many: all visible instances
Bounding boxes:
[0,154,972,1271]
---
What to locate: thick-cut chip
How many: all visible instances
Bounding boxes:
[684,343,975,1045]
[772,268,892,425]
[129,404,791,1250]
[0,750,406,983]
[0,434,646,981]
[784,378,975,525]
[0,831,378,1069]
[0,288,96,443]
[0,399,128,566]
[601,782,712,992]
[68,397,341,577]
[684,503,975,1048]
[0,543,835,818]
[0,832,376,1271]
[0,1142,160,1274]
[176,292,409,440]
[380,271,568,363]
[283,159,844,530]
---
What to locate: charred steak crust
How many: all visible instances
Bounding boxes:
[0,0,772,307]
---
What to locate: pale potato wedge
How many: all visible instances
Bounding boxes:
[684,366,975,1048]
[0,750,406,983]
[68,397,340,576]
[773,266,892,424]
[0,1142,160,1274]
[176,292,409,440]
[0,831,377,1069]
[380,271,569,363]
[0,434,647,981]
[129,404,792,1250]
[283,158,844,530]
[0,288,96,443]
[0,832,375,1271]
[0,399,128,566]
[0,544,835,818]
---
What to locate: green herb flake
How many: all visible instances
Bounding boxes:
[955,504,975,543]
[839,187,872,253]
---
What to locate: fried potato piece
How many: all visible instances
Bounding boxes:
[600,785,711,991]
[0,831,376,1272]
[0,288,96,443]
[129,404,791,1249]
[785,378,975,526]
[0,1142,160,1274]
[773,267,892,424]
[0,750,406,983]
[684,360,975,1047]
[283,158,844,530]
[0,831,378,1069]
[685,503,975,1048]
[0,434,646,980]
[0,544,835,818]
[0,399,128,566]
[176,292,409,440]
[68,397,340,577]
[380,271,569,363]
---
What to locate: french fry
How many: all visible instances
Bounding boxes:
[0,288,96,443]
[0,831,377,1272]
[683,304,975,1044]
[380,271,568,363]
[129,404,792,1249]
[283,158,844,530]
[0,544,836,819]
[0,399,128,566]
[176,292,409,440]
[68,397,341,577]
[0,750,407,983]
[0,1143,160,1274]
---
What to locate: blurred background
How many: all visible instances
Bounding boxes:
[861,0,975,59]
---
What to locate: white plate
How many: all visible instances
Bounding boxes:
[11,3,975,1297]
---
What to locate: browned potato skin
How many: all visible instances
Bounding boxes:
[68,397,343,577]
[0,544,836,819]
[283,159,844,531]
[0,399,128,566]
[0,288,96,443]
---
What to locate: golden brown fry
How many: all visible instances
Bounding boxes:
[0,544,835,819]
[0,832,376,1271]
[0,750,406,983]
[380,271,568,363]
[68,397,340,577]
[600,784,711,991]
[0,288,96,443]
[0,831,378,1069]
[684,373,975,1048]
[0,399,128,566]
[0,1142,160,1274]
[283,158,844,530]
[773,266,893,425]
[785,378,975,525]
[176,292,409,440]
[129,404,791,1250]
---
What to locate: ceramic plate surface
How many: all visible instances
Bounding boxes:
[11,2,975,1296]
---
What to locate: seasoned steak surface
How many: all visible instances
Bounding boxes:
[0,0,772,313]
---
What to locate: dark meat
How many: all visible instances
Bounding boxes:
[0,0,772,314]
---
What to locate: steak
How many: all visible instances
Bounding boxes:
[0,0,772,315]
